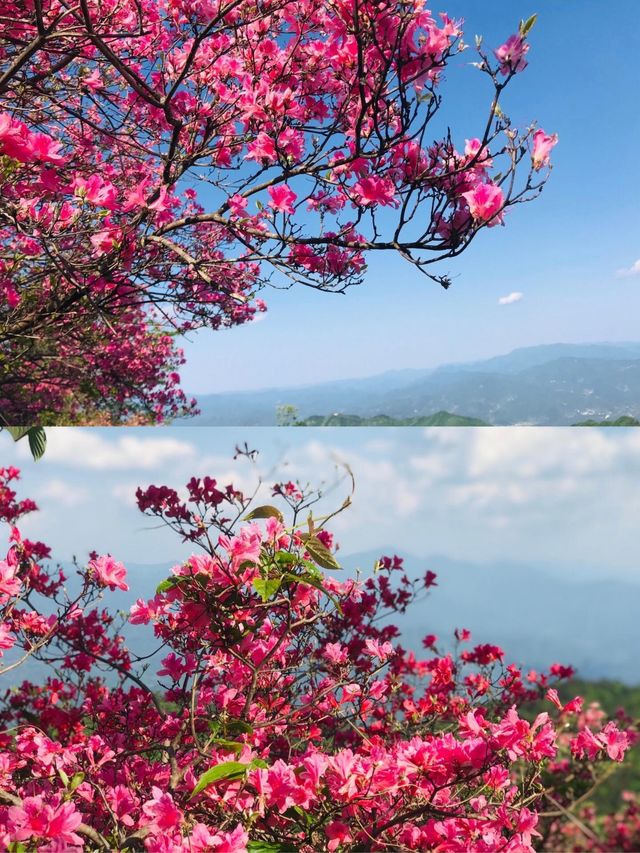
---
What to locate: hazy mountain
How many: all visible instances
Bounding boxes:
[297,412,488,426]
[184,342,640,426]
[341,551,640,684]
[3,555,638,687]
[573,416,640,426]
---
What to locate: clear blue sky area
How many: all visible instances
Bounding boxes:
[179,0,640,393]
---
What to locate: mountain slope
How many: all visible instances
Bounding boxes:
[185,342,640,426]
[341,552,640,684]
[296,412,488,426]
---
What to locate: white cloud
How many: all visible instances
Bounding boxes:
[110,482,140,508]
[37,479,88,508]
[616,259,640,278]
[44,429,196,470]
[498,291,523,305]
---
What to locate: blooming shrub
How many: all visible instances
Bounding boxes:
[1,459,631,852]
[0,5,556,422]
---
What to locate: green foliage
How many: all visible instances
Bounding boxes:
[572,416,640,426]
[244,505,284,522]
[252,577,282,601]
[191,761,251,797]
[296,411,488,427]
[192,758,268,797]
[298,534,341,570]
[519,13,537,37]
[275,404,299,427]
[1,426,47,459]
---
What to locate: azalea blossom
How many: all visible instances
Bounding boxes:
[88,555,129,591]
[494,34,530,75]
[141,787,184,832]
[532,129,559,170]
[462,182,505,225]
[268,184,298,214]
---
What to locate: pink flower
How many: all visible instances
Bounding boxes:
[106,785,137,827]
[326,821,353,851]
[363,638,393,662]
[148,186,172,213]
[268,184,297,214]
[74,175,118,210]
[88,555,129,591]
[0,559,21,599]
[27,133,66,164]
[129,598,153,623]
[245,132,277,164]
[0,113,32,162]
[464,138,493,171]
[0,622,15,653]
[141,787,183,831]
[494,34,529,75]
[462,182,504,226]
[90,227,121,256]
[209,823,249,852]
[324,642,349,665]
[532,129,558,171]
[219,523,263,570]
[8,796,82,845]
[601,722,630,762]
[158,652,195,680]
[570,726,606,761]
[228,194,248,217]
[352,176,398,207]
[122,178,152,212]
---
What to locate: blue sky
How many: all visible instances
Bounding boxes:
[180,0,640,394]
[5,426,640,583]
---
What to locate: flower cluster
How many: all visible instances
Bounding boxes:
[2,464,628,852]
[0,5,555,421]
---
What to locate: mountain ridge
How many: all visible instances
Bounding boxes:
[184,342,640,426]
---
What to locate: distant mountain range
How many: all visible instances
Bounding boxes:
[341,552,640,684]
[296,412,488,426]
[3,554,638,687]
[184,342,640,426]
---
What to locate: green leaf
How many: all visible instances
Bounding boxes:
[191,761,249,797]
[303,537,341,571]
[5,427,30,440]
[284,805,312,826]
[520,13,537,36]
[69,772,85,792]
[253,577,281,602]
[27,427,46,461]
[210,738,243,754]
[274,550,297,565]
[247,843,284,853]
[227,719,254,736]
[244,505,284,523]
[156,577,180,594]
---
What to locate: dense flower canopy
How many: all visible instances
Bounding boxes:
[0,460,636,851]
[0,3,556,423]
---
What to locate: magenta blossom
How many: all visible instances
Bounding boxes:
[268,185,297,214]
[88,555,129,591]
[494,34,530,75]
[532,129,559,170]
[462,182,505,226]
